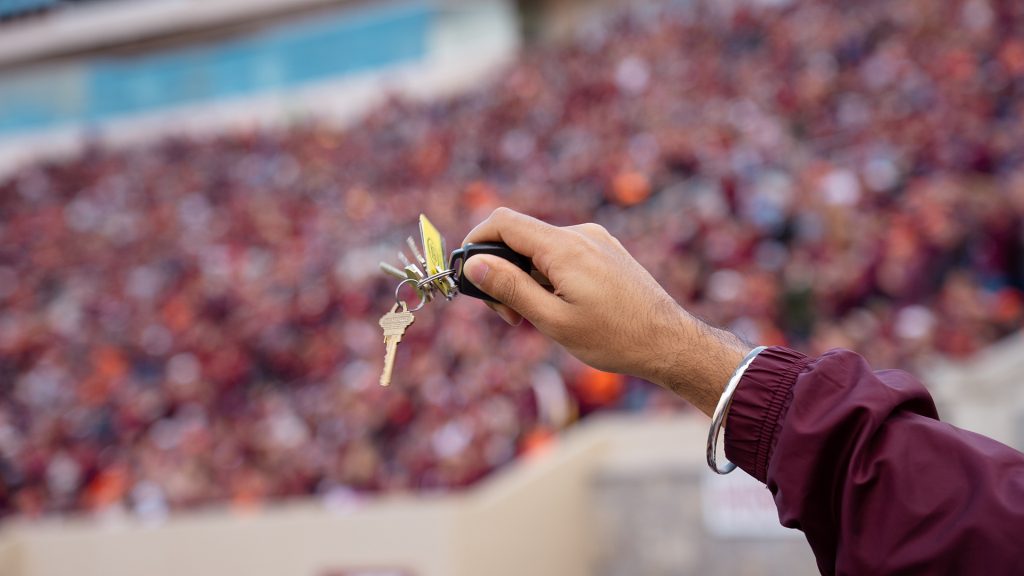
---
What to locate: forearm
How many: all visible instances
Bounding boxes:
[647,307,751,417]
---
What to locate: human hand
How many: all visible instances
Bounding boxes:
[462,208,750,416]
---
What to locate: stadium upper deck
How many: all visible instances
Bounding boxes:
[0,0,519,175]
[0,0,364,66]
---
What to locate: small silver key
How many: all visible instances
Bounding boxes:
[403,264,432,302]
[397,250,414,269]
[406,236,428,270]
[379,261,407,280]
[379,301,415,386]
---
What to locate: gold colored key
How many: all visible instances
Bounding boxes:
[378,301,415,386]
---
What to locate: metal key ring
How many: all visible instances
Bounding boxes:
[395,278,428,312]
[416,268,456,290]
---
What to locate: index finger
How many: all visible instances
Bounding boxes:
[462,207,564,262]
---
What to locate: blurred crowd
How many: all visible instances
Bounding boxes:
[2,0,1024,519]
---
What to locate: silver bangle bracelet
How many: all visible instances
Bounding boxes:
[707,345,768,475]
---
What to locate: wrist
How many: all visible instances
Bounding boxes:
[707,345,769,474]
[649,307,751,417]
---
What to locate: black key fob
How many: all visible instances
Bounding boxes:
[448,242,532,303]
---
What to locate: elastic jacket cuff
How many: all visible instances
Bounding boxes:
[723,346,812,483]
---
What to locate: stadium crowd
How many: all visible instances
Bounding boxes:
[2,0,1024,518]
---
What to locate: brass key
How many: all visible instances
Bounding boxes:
[378,301,415,386]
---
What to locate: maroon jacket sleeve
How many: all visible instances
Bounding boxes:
[724,346,1024,575]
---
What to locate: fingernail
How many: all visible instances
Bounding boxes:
[464,257,489,287]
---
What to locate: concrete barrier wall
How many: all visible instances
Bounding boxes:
[455,433,605,576]
[925,330,1024,450]
[2,498,460,576]
[0,415,718,576]
[0,537,18,576]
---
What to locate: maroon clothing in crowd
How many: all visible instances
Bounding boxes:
[725,347,1024,574]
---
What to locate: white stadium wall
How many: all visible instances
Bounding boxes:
[0,415,821,576]
[925,330,1024,451]
[0,417,667,576]
[0,537,15,576]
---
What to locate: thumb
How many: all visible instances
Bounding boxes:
[463,254,562,325]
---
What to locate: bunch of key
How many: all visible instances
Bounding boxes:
[376,214,532,386]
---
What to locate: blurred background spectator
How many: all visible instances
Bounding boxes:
[1,0,1023,521]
